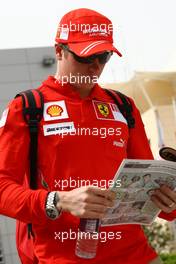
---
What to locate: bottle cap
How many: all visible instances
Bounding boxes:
[159,147,176,162]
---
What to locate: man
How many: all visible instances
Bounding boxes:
[0,8,176,264]
[142,174,159,189]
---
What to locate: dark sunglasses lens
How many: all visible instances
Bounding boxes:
[98,52,112,64]
[72,50,112,64]
[73,54,92,64]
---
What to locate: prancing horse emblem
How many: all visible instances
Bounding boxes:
[97,103,109,117]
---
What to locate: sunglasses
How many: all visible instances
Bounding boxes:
[61,44,113,64]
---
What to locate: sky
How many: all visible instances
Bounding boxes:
[0,0,176,82]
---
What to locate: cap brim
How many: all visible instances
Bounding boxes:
[68,40,122,57]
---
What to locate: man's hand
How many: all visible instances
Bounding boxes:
[56,186,116,219]
[151,185,176,213]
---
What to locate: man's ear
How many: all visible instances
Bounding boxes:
[55,44,63,60]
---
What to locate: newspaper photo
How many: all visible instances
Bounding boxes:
[101,159,176,226]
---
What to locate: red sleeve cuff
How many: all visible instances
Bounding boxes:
[31,189,49,224]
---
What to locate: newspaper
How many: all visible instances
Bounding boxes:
[101,159,176,226]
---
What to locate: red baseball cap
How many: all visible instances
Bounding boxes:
[55,8,122,57]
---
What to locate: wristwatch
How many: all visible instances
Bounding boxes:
[45,191,62,220]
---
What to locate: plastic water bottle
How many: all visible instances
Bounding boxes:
[75,218,100,259]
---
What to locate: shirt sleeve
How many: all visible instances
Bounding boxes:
[127,98,176,221]
[0,97,48,224]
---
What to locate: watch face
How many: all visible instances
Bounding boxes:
[45,191,61,220]
[46,208,58,219]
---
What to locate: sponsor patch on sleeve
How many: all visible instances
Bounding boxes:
[0,108,9,128]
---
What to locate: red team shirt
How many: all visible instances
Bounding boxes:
[0,76,175,264]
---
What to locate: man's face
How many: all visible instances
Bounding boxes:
[58,47,106,89]
[144,175,151,182]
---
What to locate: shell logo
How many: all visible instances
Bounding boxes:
[47,105,63,117]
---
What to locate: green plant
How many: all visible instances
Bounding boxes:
[160,254,176,264]
[143,221,173,253]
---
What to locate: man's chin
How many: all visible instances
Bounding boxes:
[72,82,97,90]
